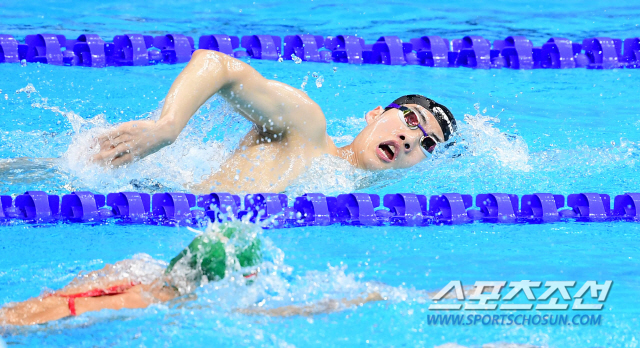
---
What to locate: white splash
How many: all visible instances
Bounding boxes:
[28,95,245,193]
[15,83,37,95]
[455,105,532,171]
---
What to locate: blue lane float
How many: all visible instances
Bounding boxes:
[453,36,492,69]
[283,34,329,62]
[411,36,449,67]
[324,35,365,64]
[107,192,151,222]
[241,35,281,60]
[1,32,639,69]
[111,34,156,66]
[199,35,242,57]
[3,191,640,227]
[0,34,19,63]
[538,37,577,69]
[153,34,196,64]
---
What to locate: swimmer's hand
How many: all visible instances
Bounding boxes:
[91,119,174,167]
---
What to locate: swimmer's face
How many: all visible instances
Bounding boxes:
[351,104,445,170]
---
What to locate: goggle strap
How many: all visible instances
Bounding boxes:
[386,103,402,110]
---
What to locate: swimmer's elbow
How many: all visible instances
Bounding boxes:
[189,49,231,79]
[191,49,224,62]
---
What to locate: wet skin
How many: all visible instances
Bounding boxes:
[0,262,382,326]
[92,50,444,194]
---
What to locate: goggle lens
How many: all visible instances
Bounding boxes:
[397,107,438,155]
[421,136,437,154]
[403,111,420,128]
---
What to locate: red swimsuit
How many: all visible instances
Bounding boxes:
[48,271,257,316]
[46,282,139,316]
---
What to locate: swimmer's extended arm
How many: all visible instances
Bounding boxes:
[93,50,325,166]
[237,292,384,317]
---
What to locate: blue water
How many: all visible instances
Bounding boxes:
[1,0,640,347]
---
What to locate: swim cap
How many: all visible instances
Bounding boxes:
[165,223,262,284]
[385,94,457,142]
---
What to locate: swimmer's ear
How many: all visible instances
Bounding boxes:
[365,106,384,124]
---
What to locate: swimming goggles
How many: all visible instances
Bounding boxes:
[387,104,438,156]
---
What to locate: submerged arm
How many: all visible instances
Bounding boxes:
[237,292,384,317]
[93,50,325,167]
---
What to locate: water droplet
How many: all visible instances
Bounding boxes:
[20,59,27,67]
[277,56,283,62]
[312,72,318,78]
[333,67,337,72]
[291,54,302,64]
[315,75,324,88]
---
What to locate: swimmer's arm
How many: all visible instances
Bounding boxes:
[94,50,325,166]
[216,53,326,141]
[237,292,384,317]
[159,49,324,140]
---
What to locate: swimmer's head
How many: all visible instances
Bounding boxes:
[349,94,457,170]
[165,222,262,290]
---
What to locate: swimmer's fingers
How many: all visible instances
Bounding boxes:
[106,134,134,150]
[96,127,125,150]
[110,153,134,167]
[98,131,133,151]
[91,142,134,166]
[96,120,147,149]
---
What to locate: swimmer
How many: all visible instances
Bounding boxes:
[92,50,457,193]
[0,222,383,326]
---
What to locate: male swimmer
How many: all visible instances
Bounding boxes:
[0,222,383,326]
[92,50,457,194]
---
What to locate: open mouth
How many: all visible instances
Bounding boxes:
[377,142,396,162]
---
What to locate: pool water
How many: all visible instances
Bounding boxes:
[1,0,640,347]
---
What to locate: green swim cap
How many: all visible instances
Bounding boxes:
[165,223,262,284]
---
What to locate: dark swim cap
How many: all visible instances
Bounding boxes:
[165,223,262,283]
[384,94,457,142]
